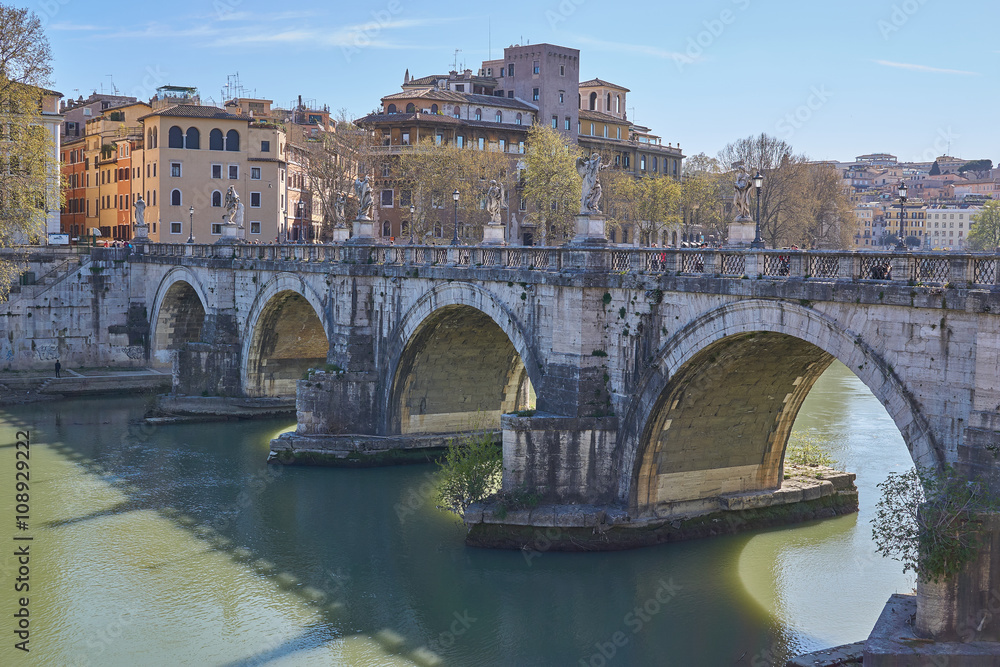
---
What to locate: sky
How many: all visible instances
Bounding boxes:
[27,0,999,164]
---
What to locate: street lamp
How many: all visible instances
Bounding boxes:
[750,171,765,249]
[409,204,415,244]
[186,206,195,244]
[297,201,305,244]
[451,189,460,245]
[690,202,700,246]
[896,180,908,251]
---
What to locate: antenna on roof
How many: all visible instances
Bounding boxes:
[452,49,462,71]
[106,75,119,95]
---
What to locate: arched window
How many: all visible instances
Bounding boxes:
[168,126,183,148]
[209,129,224,150]
[382,221,391,237]
[475,108,482,121]
[147,128,153,147]
[578,94,581,109]
[405,103,415,113]
[606,93,611,111]
[170,189,181,206]
[431,104,438,114]
[615,95,621,114]
[387,103,397,114]
[225,129,240,152]
[496,111,502,123]
[589,92,597,110]
[185,127,200,150]
[212,190,222,207]
[515,113,522,126]
[453,106,460,118]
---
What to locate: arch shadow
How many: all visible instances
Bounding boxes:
[149,267,211,367]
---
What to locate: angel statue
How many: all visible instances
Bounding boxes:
[485,180,504,224]
[224,186,243,226]
[353,175,373,220]
[576,153,610,215]
[732,165,753,221]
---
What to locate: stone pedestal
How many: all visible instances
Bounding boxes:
[331,227,349,243]
[570,214,607,245]
[482,223,505,245]
[133,223,149,241]
[351,217,374,240]
[726,219,756,247]
[213,222,242,245]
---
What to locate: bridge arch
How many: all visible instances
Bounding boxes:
[383,283,541,435]
[149,267,210,368]
[241,273,329,397]
[617,299,941,516]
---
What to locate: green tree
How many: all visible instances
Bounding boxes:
[521,124,580,245]
[967,200,1000,251]
[0,5,58,296]
[435,428,502,518]
[958,159,993,181]
[681,153,728,244]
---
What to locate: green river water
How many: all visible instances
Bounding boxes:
[0,361,916,666]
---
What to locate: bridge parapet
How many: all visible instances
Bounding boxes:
[139,242,1000,289]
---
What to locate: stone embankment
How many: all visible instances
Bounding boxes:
[465,464,858,551]
[146,395,296,424]
[0,368,170,405]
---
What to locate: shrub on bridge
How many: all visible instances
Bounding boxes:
[871,465,1000,583]
[436,427,502,518]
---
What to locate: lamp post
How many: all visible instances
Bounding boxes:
[281,206,287,244]
[895,180,908,251]
[297,201,305,244]
[186,206,195,244]
[409,204,415,244]
[750,171,765,249]
[451,189,460,245]
[691,202,700,246]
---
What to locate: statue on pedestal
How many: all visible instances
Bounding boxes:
[732,165,753,221]
[576,152,610,215]
[224,186,243,225]
[353,175,373,220]
[133,195,148,238]
[486,180,504,224]
[334,192,347,226]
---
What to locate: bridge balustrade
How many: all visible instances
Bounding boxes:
[124,242,1000,289]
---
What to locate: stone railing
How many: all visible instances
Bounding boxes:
[137,243,1000,288]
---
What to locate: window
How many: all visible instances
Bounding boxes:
[499,66,505,77]
[212,223,222,235]
[406,103,415,113]
[640,156,646,171]
[212,164,222,179]
[381,189,394,207]
[382,132,391,146]
[170,222,182,234]
[456,136,464,148]
[261,140,270,152]
[603,125,608,138]
[590,123,595,135]
[171,162,181,177]
[229,165,238,180]
[508,91,514,99]
[475,108,482,121]
[496,111,502,123]
[400,190,411,207]
[250,192,261,208]
[559,92,564,104]
[251,167,261,180]
[387,104,397,114]
[615,95,621,114]
[431,104,438,114]
[382,221,391,237]
[209,129,224,151]
[225,129,240,151]
[435,133,443,145]
[478,137,485,150]
[382,162,391,177]
[186,127,200,149]
[606,93,611,111]
[551,116,557,129]
[170,189,181,206]
[560,65,565,76]
[453,106,460,118]
[168,126,183,148]
[212,191,222,207]
[532,88,539,101]
[617,127,621,140]
[402,132,410,145]
[515,113,522,126]
[518,141,524,154]
[250,221,261,234]
[589,92,597,110]
[499,139,507,152]
[533,60,539,74]
[652,157,658,172]
[508,63,515,76]
[454,84,464,92]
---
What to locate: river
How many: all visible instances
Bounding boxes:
[0,361,915,666]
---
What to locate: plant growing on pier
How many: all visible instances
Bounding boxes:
[871,465,1000,583]
[785,432,835,467]
[435,427,502,518]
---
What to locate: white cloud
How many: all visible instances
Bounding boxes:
[874,60,978,76]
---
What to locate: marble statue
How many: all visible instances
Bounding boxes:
[335,192,347,224]
[224,186,241,225]
[353,175,373,220]
[732,165,753,221]
[576,153,610,215]
[486,180,503,224]
[133,195,146,227]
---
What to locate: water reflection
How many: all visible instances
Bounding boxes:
[0,360,913,666]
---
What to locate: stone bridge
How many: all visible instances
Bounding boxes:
[6,240,1000,647]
